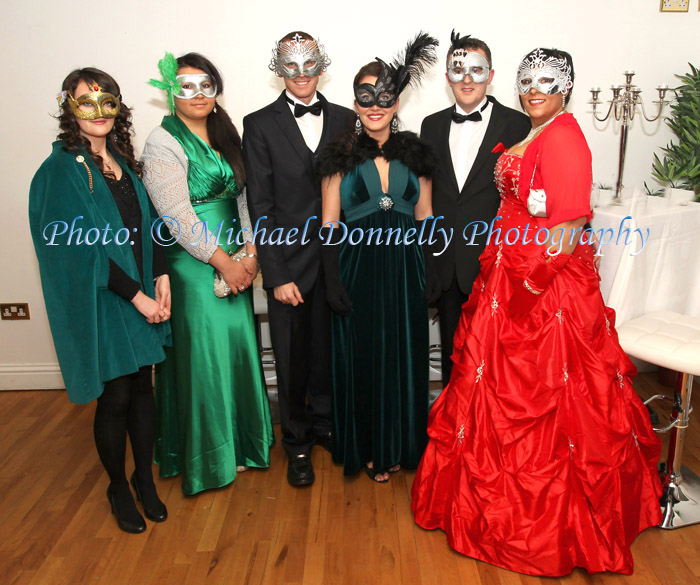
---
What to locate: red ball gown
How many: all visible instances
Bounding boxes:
[411,114,662,577]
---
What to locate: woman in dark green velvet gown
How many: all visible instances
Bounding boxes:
[319,54,437,483]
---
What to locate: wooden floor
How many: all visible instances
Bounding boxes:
[2,373,700,585]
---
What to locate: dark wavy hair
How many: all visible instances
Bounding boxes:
[176,53,245,186]
[57,68,142,178]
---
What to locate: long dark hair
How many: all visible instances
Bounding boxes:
[57,68,143,178]
[176,53,245,186]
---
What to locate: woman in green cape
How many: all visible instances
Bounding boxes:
[143,53,273,495]
[29,68,172,533]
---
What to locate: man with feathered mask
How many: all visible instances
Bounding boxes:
[421,31,530,386]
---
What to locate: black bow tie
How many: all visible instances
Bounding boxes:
[451,109,482,123]
[289,99,323,118]
[451,102,488,124]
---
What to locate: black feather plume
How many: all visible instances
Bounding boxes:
[392,32,439,94]
[449,30,472,54]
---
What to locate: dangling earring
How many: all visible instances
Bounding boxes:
[390,114,399,134]
[354,114,363,135]
[213,101,218,114]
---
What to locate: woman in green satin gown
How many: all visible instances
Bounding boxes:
[319,53,437,483]
[142,52,273,495]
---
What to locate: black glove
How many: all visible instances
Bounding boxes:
[419,218,442,305]
[320,226,353,315]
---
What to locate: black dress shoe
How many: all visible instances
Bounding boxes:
[315,432,332,453]
[130,472,167,522]
[107,484,146,534]
[287,454,315,487]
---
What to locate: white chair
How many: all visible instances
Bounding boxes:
[252,274,276,385]
[617,310,700,529]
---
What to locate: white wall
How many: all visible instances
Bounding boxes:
[2,0,699,389]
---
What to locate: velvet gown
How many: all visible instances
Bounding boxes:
[410,114,662,576]
[332,158,429,475]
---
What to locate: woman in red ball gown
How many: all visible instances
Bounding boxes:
[410,47,662,577]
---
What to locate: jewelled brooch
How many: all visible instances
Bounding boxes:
[378,195,394,211]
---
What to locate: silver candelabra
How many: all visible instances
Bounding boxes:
[589,71,670,203]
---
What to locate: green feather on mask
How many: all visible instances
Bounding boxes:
[148,52,181,114]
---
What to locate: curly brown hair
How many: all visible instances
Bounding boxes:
[57,68,143,178]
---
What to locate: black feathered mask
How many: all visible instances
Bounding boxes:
[354,32,439,108]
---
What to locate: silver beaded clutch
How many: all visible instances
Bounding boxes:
[213,248,247,298]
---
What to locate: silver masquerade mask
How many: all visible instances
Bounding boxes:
[269,33,330,79]
[516,48,573,96]
[175,74,217,99]
[447,49,490,84]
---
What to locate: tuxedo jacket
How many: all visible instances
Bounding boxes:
[243,92,355,294]
[421,96,530,295]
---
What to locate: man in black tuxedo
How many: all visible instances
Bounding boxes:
[421,33,530,385]
[243,31,354,486]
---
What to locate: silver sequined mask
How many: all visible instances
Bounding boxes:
[447,50,490,84]
[516,48,573,96]
[269,34,330,79]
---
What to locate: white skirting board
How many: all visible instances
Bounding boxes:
[0,362,65,391]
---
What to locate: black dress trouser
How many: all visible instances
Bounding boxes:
[266,273,332,456]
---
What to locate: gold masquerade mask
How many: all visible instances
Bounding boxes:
[64,84,121,120]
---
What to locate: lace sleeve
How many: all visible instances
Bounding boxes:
[237,187,253,244]
[141,127,219,263]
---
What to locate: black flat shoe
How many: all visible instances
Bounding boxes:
[287,454,315,487]
[107,484,146,534]
[130,472,167,522]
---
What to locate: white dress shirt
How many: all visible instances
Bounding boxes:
[449,97,492,191]
[285,90,324,152]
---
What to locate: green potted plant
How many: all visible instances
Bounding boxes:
[651,62,700,203]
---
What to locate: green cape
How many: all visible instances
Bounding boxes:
[29,141,171,404]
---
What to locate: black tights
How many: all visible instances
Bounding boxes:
[94,365,156,489]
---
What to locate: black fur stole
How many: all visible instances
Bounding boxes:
[317,130,437,180]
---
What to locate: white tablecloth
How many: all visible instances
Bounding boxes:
[592,195,700,325]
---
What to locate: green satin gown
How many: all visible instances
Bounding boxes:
[154,115,273,495]
[332,158,429,476]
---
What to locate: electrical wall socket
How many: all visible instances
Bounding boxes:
[1,303,30,320]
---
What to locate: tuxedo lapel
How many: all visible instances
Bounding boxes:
[315,93,333,154]
[272,93,315,175]
[438,109,460,195]
[461,97,507,193]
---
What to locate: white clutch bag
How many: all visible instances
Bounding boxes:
[527,189,547,217]
[526,159,547,217]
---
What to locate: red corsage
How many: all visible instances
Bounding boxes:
[491,142,505,153]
